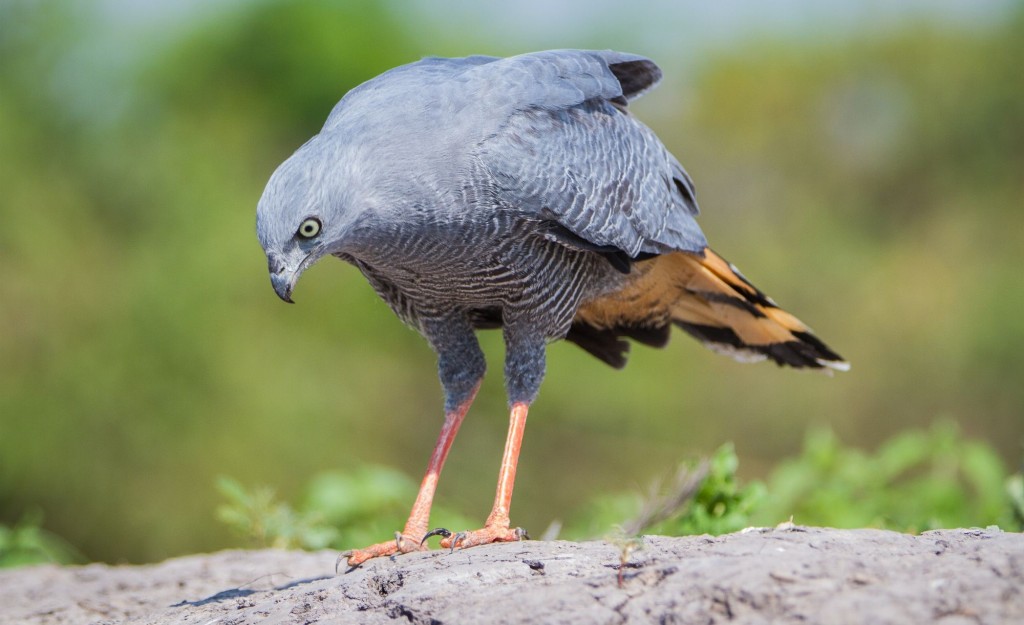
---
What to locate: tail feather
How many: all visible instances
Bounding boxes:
[570,248,848,371]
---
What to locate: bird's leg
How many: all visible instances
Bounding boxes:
[432,326,542,551]
[341,317,485,568]
[340,383,479,568]
[436,400,531,550]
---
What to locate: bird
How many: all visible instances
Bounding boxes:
[256,49,847,567]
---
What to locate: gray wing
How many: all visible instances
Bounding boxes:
[471,50,706,257]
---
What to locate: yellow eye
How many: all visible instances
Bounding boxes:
[297,217,321,238]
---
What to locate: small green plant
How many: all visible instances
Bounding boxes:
[565,443,764,539]
[1008,472,1024,529]
[0,511,82,568]
[606,528,643,588]
[215,476,339,549]
[640,443,766,536]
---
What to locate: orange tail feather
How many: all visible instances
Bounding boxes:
[570,248,848,371]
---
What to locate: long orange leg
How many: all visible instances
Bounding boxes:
[339,384,479,568]
[432,401,530,550]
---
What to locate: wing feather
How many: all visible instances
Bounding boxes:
[468,51,706,256]
[319,48,705,257]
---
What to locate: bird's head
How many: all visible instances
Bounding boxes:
[256,137,360,303]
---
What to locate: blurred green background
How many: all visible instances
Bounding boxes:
[1,0,1022,564]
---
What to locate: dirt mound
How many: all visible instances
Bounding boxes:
[2,526,1021,624]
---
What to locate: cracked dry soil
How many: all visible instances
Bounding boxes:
[2,526,1022,624]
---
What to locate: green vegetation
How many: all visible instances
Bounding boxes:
[1,1,1021,563]
[565,444,766,540]
[573,425,1022,538]
[216,466,474,551]
[211,427,1021,554]
[753,422,1020,532]
[215,476,339,550]
[653,444,766,537]
[5,424,1019,567]
[0,512,82,568]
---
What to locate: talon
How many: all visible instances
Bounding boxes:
[394,531,405,550]
[335,551,353,574]
[420,527,452,547]
[450,531,467,552]
[514,527,529,541]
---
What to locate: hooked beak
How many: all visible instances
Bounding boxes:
[267,244,330,304]
[270,270,296,303]
[267,252,305,304]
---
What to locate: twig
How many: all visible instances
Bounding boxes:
[621,459,710,536]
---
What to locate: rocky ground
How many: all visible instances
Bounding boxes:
[1,526,1022,624]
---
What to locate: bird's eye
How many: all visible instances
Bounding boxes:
[297,217,321,239]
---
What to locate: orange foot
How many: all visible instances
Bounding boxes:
[337,532,427,570]
[425,523,528,551]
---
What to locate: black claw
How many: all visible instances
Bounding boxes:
[420,527,452,547]
[514,527,530,541]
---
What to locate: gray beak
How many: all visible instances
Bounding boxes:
[268,254,297,303]
[270,272,296,303]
